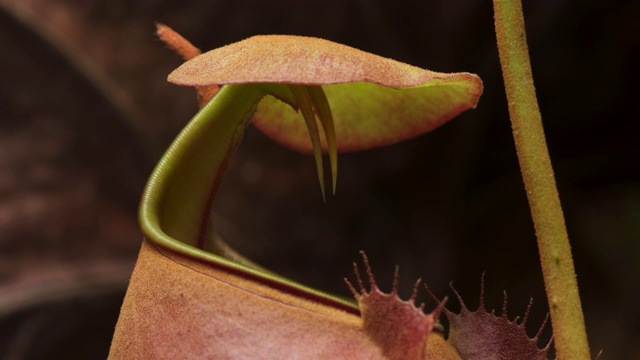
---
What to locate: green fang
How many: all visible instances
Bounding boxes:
[290,85,338,200]
[306,86,338,195]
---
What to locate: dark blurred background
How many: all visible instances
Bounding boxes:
[0,0,637,358]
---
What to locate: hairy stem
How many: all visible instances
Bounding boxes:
[492,1,590,358]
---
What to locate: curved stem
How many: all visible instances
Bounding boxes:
[140,84,263,250]
[493,1,590,358]
[138,83,357,311]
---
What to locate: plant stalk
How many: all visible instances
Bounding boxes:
[492,1,590,358]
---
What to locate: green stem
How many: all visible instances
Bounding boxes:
[138,83,358,311]
[140,84,263,250]
[492,1,590,358]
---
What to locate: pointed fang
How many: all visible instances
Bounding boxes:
[306,85,338,195]
[291,85,326,200]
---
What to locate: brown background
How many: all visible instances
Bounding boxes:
[0,0,638,358]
